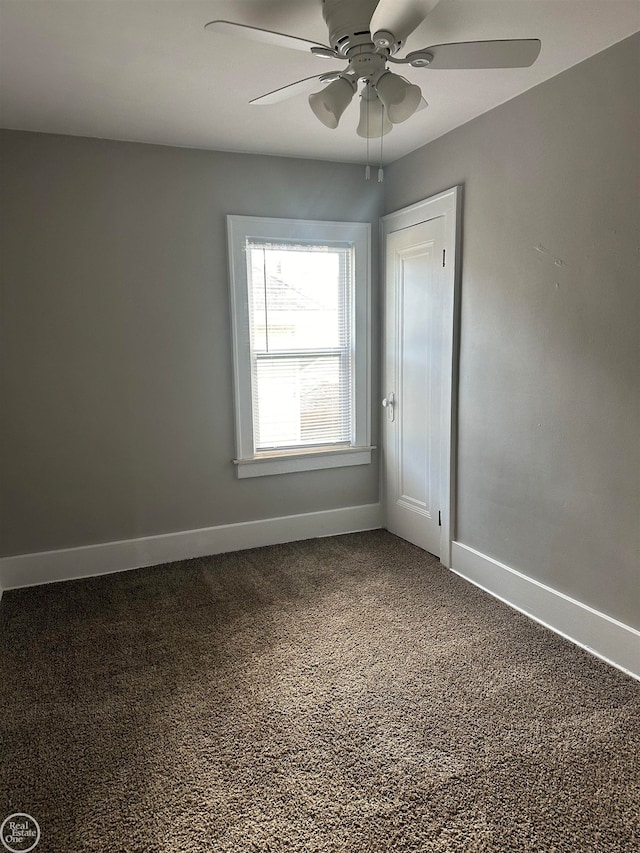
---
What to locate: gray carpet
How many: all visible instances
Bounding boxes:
[1,530,638,852]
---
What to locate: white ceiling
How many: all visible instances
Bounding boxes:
[1,0,638,164]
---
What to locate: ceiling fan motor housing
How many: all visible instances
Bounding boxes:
[322,0,382,56]
[348,46,387,82]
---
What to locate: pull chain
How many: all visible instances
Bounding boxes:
[365,88,371,180]
[363,84,385,182]
[378,107,384,182]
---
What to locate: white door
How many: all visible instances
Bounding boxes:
[383,215,446,557]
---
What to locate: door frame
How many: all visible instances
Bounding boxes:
[380,186,462,567]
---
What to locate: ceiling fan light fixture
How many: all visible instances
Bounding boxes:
[375,71,422,123]
[357,86,392,139]
[309,76,356,129]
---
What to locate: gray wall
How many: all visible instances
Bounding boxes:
[0,133,383,556]
[384,33,639,629]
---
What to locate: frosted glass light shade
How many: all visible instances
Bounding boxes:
[357,88,392,138]
[375,72,422,124]
[309,77,355,129]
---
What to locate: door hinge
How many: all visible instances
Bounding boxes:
[438,511,442,527]
[442,249,446,267]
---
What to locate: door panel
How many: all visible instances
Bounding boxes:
[384,217,445,556]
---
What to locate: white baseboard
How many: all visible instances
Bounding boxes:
[451,541,640,682]
[3,521,636,682]
[0,503,383,591]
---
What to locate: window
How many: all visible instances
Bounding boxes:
[227,216,372,477]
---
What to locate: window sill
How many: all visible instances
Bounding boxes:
[233,445,375,478]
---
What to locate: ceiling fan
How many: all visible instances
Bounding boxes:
[204,0,541,139]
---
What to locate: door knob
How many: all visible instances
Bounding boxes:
[382,392,395,422]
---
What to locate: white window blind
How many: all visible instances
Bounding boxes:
[246,240,353,451]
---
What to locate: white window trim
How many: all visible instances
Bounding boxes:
[227,215,372,478]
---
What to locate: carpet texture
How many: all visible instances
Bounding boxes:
[1,530,638,852]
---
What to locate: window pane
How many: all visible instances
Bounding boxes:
[254,355,352,450]
[248,243,351,352]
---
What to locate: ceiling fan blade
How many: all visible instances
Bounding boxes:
[204,20,334,55]
[408,39,542,70]
[370,0,441,47]
[250,74,342,106]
